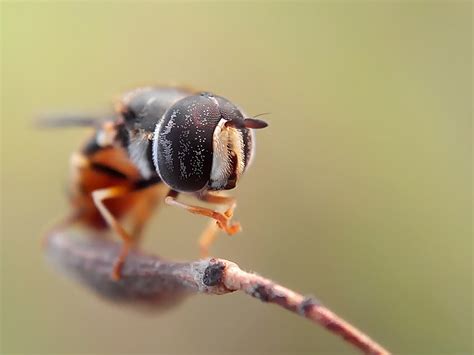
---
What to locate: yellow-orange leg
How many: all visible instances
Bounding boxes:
[165,190,240,235]
[197,192,236,225]
[166,190,240,257]
[198,220,221,257]
[197,192,236,206]
[92,186,133,280]
[129,185,167,241]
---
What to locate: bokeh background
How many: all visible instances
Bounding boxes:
[1,2,471,354]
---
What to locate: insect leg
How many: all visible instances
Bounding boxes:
[92,186,134,280]
[198,220,221,258]
[129,183,169,242]
[193,192,239,257]
[165,190,241,234]
[165,190,241,256]
[196,192,237,220]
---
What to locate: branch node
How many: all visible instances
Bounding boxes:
[251,284,272,302]
[298,296,321,316]
[202,259,226,287]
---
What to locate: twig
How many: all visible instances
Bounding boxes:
[45,228,390,355]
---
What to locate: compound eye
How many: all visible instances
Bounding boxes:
[214,95,245,125]
[152,95,221,192]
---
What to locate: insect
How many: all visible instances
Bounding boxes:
[43,87,268,280]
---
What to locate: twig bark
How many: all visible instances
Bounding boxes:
[45,228,390,355]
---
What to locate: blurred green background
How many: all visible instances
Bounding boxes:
[1,2,471,354]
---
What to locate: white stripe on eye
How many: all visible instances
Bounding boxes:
[209,119,231,189]
[209,119,245,190]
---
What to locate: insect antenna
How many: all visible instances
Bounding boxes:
[243,118,268,129]
[224,113,269,130]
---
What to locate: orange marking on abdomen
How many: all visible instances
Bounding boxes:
[69,142,142,229]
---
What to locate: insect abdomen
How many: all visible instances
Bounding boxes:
[68,134,142,229]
